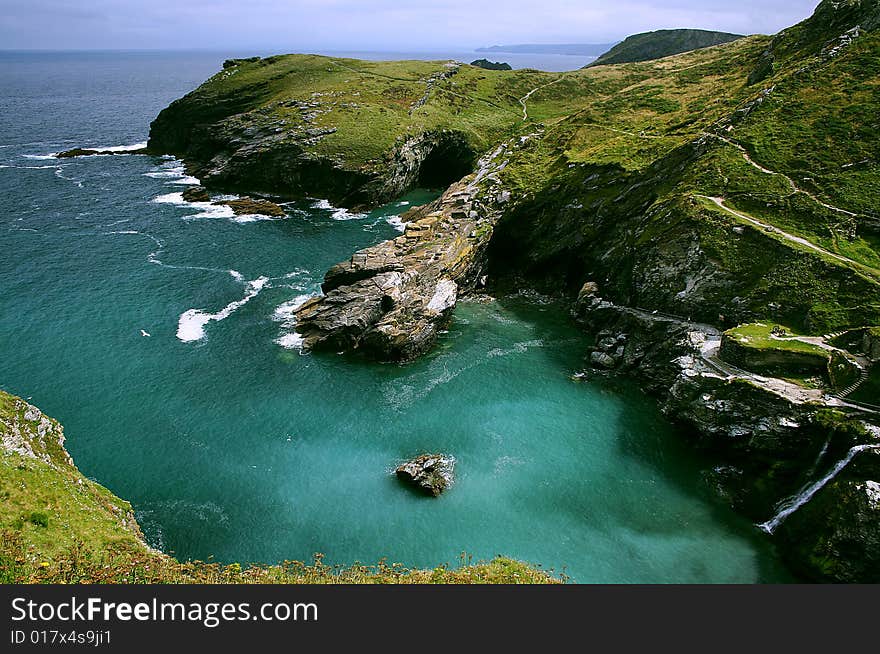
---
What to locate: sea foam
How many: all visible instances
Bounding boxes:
[176,277,269,342]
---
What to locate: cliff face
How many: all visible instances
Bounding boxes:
[143,0,880,581]
[0,391,147,562]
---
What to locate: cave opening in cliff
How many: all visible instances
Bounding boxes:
[417,135,477,189]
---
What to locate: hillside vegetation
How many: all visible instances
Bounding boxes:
[590,29,745,66]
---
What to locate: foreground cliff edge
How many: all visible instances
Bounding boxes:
[0,391,556,584]
[61,0,880,581]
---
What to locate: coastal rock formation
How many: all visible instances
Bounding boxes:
[56,147,148,158]
[217,196,286,217]
[293,139,522,360]
[395,454,455,496]
[182,185,210,202]
[778,474,880,583]
[470,59,512,71]
[0,390,146,549]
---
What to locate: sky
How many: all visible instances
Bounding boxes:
[0,0,822,51]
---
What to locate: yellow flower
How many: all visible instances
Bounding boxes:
[39,562,50,568]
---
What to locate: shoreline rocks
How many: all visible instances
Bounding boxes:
[293,139,521,361]
[217,196,286,217]
[56,147,148,158]
[395,454,455,496]
[182,185,210,202]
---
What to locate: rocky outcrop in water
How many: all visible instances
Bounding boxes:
[182,185,210,202]
[395,454,455,496]
[293,139,522,360]
[56,147,148,158]
[217,197,286,217]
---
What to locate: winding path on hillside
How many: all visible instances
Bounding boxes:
[711,134,860,218]
[519,75,569,121]
[696,195,880,280]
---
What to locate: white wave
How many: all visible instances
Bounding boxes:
[487,339,546,358]
[331,207,366,221]
[386,215,406,232]
[90,141,148,153]
[152,191,236,220]
[311,198,366,221]
[273,294,316,323]
[176,277,269,343]
[272,293,318,351]
[230,214,276,224]
[22,154,59,160]
[229,270,244,282]
[153,191,186,204]
[103,230,140,235]
[54,168,83,187]
[275,332,306,350]
[397,201,411,206]
[144,163,200,185]
[1,164,61,170]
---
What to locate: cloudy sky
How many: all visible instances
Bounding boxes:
[1,0,821,51]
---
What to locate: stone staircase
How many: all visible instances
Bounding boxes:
[837,367,870,398]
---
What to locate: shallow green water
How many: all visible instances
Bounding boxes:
[0,51,793,582]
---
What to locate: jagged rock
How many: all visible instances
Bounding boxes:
[293,141,523,361]
[56,147,148,158]
[182,186,210,202]
[470,59,512,71]
[590,351,617,369]
[216,197,285,217]
[395,454,455,496]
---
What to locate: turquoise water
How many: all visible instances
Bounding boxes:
[0,52,792,582]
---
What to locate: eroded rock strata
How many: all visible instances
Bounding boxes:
[294,139,521,360]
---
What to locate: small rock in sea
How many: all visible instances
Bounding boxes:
[55,146,148,158]
[182,186,210,202]
[216,196,286,217]
[395,453,454,497]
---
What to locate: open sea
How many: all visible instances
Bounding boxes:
[0,50,794,582]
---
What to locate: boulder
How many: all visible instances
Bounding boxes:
[590,351,617,369]
[216,197,286,217]
[182,186,210,202]
[395,454,455,496]
[55,146,148,158]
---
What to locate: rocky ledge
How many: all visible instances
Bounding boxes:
[396,454,455,496]
[293,139,521,361]
[182,186,286,217]
[56,147,148,158]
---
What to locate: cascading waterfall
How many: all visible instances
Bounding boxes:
[805,436,832,478]
[758,443,880,534]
